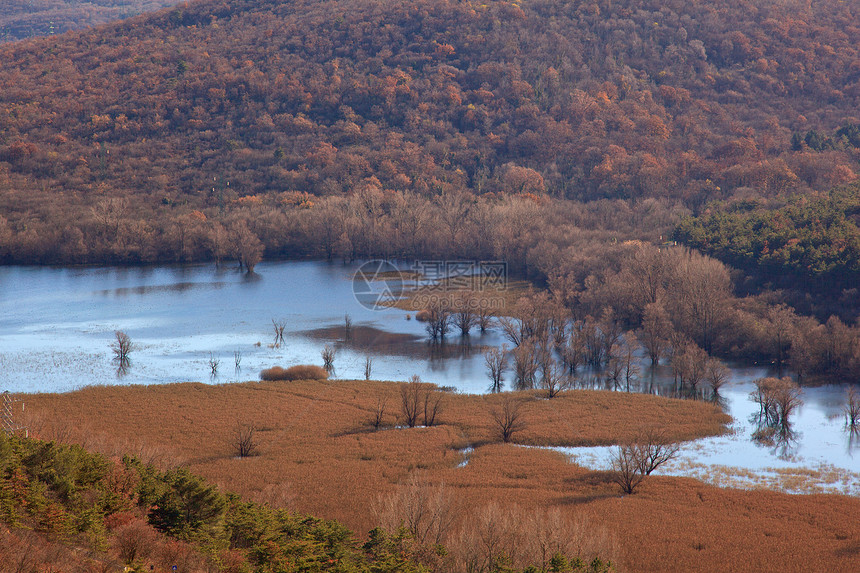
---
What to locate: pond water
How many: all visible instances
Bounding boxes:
[1,260,858,492]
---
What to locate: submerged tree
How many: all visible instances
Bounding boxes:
[111,330,133,366]
[846,386,860,428]
[750,377,803,443]
[484,346,508,393]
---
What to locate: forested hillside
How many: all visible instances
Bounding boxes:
[0,0,859,266]
[675,181,860,286]
[0,0,178,42]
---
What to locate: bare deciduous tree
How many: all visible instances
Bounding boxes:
[401,375,423,428]
[512,342,539,390]
[706,357,730,396]
[476,304,494,333]
[563,321,586,373]
[619,333,640,392]
[372,396,388,430]
[539,359,570,399]
[636,429,681,475]
[425,300,451,340]
[640,301,672,365]
[453,292,478,336]
[364,355,373,381]
[208,353,220,376]
[374,473,457,547]
[611,429,680,494]
[846,386,860,428]
[232,421,257,458]
[423,389,442,427]
[751,377,803,432]
[611,443,647,495]
[672,341,708,395]
[498,316,525,347]
[321,344,336,373]
[491,398,527,443]
[484,346,508,393]
[111,330,133,365]
[231,220,264,273]
[272,319,286,347]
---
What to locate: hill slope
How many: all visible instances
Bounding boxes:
[0,0,859,264]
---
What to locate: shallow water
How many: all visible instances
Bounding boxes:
[0,261,507,393]
[1,260,858,491]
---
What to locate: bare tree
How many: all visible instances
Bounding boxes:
[612,429,680,494]
[751,377,803,431]
[425,300,451,340]
[640,301,672,365]
[321,344,336,373]
[110,330,134,365]
[765,304,797,377]
[374,473,457,547]
[619,333,640,392]
[453,292,478,336]
[364,355,373,381]
[604,346,624,391]
[498,316,525,347]
[512,342,539,390]
[636,429,681,475]
[231,220,264,273]
[234,350,242,371]
[344,313,352,339]
[581,316,605,367]
[423,390,442,427]
[669,248,731,354]
[485,346,508,393]
[372,396,388,430]
[401,375,423,428]
[232,421,257,458]
[611,443,647,495]
[491,398,527,443]
[208,353,220,376]
[772,379,803,430]
[272,319,286,347]
[672,341,708,395]
[476,304,494,333]
[539,359,570,399]
[846,386,860,428]
[705,357,730,396]
[563,321,586,373]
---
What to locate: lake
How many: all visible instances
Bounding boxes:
[1,260,857,492]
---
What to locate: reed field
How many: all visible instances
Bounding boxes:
[20,379,860,572]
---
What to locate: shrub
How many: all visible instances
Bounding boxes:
[260,365,329,381]
[414,309,431,322]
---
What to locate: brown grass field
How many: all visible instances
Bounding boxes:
[20,380,860,572]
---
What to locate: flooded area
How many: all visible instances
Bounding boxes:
[1,260,858,492]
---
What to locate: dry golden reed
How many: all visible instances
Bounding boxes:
[21,379,860,573]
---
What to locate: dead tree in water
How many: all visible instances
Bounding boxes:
[111,331,133,366]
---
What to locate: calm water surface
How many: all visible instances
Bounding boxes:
[1,260,857,492]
